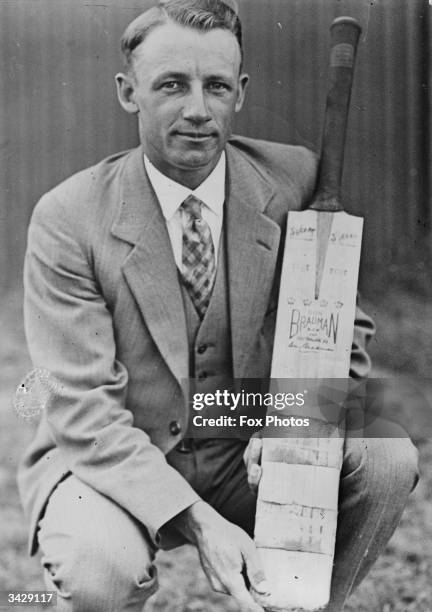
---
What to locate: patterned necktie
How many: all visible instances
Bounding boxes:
[180,194,216,318]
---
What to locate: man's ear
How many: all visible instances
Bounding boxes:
[115,72,139,114]
[235,73,249,113]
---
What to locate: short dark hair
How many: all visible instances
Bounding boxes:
[120,0,243,69]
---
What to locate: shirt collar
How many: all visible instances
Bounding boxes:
[144,152,226,221]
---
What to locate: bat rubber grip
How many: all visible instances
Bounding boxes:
[309,17,362,212]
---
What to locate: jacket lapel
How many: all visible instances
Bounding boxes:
[111,148,189,386]
[225,144,282,379]
[110,145,283,385]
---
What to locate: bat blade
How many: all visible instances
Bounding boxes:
[253,210,363,612]
[271,209,363,380]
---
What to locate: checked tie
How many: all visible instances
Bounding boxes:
[180,194,216,318]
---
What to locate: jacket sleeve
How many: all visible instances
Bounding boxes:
[24,192,200,547]
[350,302,375,379]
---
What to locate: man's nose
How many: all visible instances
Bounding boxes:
[182,85,211,123]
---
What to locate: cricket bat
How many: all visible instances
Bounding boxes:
[253,17,363,611]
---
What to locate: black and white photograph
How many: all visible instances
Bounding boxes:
[0,1,431,611]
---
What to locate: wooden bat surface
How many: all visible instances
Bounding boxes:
[253,17,362,612]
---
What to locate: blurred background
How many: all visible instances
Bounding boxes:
[0,0,431,288]
[1,1,431,610]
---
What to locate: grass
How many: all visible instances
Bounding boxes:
[361,258,432,377]
[1,282,431,611]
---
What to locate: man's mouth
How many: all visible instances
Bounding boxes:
[176,131,216,140]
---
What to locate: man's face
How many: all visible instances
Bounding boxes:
[117,22,248,188]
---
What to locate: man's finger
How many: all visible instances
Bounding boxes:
[207,572,228,594]
[199,554,229,595]
[229,574,265,612]
[246,436,262,471]
[242,540,269,596]
[247,464,262,493]
[243,443,250,467]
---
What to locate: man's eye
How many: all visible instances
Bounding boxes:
[161,81,182,91]
[208,82,229,92]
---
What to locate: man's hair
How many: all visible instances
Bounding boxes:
[120,0,243,70]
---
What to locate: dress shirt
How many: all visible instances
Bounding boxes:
[144,153,226,270]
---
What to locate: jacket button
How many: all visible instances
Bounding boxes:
[169,420,181,436]
[197,371,208,381]
[197,344,207,354]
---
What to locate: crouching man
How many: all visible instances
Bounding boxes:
[19,1,418,610]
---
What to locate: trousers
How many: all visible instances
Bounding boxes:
[37,428,419,612]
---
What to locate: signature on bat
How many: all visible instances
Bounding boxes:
[330,230,359,246]
[289,225,316,240]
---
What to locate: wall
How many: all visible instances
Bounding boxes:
[0,0,429,290]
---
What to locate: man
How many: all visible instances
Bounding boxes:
[18,1,418,611]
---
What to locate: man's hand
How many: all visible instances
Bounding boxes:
[243,434,263,495]
[170,501,268,612]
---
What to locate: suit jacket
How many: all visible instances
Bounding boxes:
[18,135,375,555]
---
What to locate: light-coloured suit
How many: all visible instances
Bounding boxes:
[19,135,375,562]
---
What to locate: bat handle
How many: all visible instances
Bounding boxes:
[309,17,362,212]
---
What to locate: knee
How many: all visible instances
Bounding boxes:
[344,430,419,497]
[44,535,158,611]
[385,435,419,493]
[38,476,159,611]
